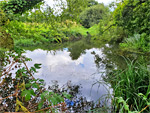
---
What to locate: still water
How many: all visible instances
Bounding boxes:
[24,40,125,102]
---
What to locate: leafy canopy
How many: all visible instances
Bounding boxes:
[113,0,150,35]
[79,4,109,28]
[2,0,44,14]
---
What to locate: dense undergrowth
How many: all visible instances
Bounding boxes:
[0,48,72,112]
[2,19,101,47]
[104,59,150,113]
[4,21,83,46]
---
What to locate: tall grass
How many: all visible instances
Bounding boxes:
[107,59,150,112]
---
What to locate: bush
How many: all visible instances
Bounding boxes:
[120,33,150,52]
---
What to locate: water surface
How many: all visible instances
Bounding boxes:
[24,40,125,102]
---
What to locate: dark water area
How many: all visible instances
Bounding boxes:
[22,40,128,104]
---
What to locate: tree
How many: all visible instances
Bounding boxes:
[79,4,109,28]
[87,0,98,7]
[113,0,150,35]
[60,0,88,22]
[2,0,44,14]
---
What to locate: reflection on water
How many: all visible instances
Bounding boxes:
[25,48,110,101]
[24,40,126,102]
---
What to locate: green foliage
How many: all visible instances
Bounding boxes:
[108,60,150,112]
[97,0,150,52]
[79,4,109,28]
[114,97,131,113]
[63,23,99,37]
[0,48,70,112]
[87,0,98,7]
[4,21,62,46]
[0,8,8,26]
[0,29,14,49]
[60,0,88,22]
[113,0,150,36]
[2,0,44,14]
[18,5,56,26]
[4,20,88,46]
[98,13,127,43]
[21,89,36,101]
[120,33,150,52]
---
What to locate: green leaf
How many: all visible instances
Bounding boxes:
[117,97,124,103]
[30,89,36,96]
[50,97,57,105]
[63,92,71,99]
[25,83,31,88]
[34,64,42,69]
[21,90,35,101]
[138,93,144,96]
[143,96,147,100]
[39,79,44,82]
[5,29,9,33]
[124,104,129,111]
[49,92,54,95]
[41,91,49,99]
[32,83,39,89]
[38,101,44,109]
[22,73,28,77]
[55,95,64,102]
[30,67,36,72]
[25,58,32,61]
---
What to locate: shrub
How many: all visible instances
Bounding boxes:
[120,33,150,52]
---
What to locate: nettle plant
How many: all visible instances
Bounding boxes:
[0,48,70,113]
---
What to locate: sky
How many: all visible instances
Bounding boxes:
[96,0,115,5]
[45,0,116,8]
[0,0,116,5]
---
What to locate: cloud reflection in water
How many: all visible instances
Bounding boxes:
[25,48,111,101]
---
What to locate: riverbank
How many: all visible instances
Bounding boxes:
[2,20,100,47]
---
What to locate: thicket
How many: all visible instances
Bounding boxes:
[97,0,150,52]
[113,0,150,52]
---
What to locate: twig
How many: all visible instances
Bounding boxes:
[0,90,18,101]
[0,78,6,86]
[23,61,35,80]
[34,102,66,113]
[28,88,46,110]
[0,61,16,77]
[102,24,115,34]
[139,105,150,113]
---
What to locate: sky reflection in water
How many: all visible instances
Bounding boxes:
[25,48,112,101]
